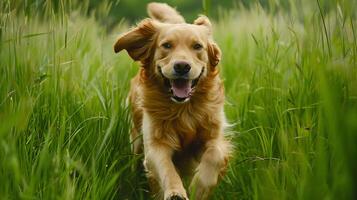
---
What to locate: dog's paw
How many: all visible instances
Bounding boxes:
[165,191,187,200]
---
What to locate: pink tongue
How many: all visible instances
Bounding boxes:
[171,79,192,98]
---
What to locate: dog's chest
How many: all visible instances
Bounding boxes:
[166,108,219,148]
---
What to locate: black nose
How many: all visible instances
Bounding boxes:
[174,61,191,75]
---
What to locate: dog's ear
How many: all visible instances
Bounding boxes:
[194,16,221,67]
[114,18,157,62]
[207,41,221,67]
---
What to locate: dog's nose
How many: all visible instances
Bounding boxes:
[174,61,191,75]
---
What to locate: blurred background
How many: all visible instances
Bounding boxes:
[6,0,354,28]
[1,0,357,199]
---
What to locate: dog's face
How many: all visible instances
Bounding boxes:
[155,23,212,103]
[114,17,221,103]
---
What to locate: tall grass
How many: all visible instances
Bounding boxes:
[1,0,356,199]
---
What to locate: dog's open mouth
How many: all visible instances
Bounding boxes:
[159,68,203,103]
[170,78,194,103]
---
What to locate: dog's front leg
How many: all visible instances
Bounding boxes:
[189,138,230,200]
[142,113,187,200]
[145,142,188,200]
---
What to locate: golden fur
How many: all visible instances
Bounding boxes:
[114,2,231,200]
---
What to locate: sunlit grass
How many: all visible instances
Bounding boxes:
[1,0,356,199]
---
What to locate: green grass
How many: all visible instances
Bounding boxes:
[1,0,357,199]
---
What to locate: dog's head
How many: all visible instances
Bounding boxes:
[114,14,221,103]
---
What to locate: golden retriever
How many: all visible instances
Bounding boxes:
[114,2,231,200]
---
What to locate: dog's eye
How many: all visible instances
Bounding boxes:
[193,43,203,50]
[162,42,172,49]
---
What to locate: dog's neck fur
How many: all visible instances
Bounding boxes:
[138,65,225,149]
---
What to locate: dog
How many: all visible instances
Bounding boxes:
[114,3,231,200]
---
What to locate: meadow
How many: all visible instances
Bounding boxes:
[1,0,356,199]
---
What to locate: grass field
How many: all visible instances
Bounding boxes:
[1,0,357,199]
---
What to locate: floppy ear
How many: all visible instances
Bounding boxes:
[194,16,221,67]
[208,41,221,67]
[114,18,157,62]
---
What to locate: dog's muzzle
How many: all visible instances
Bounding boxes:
[158,67,204,103]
